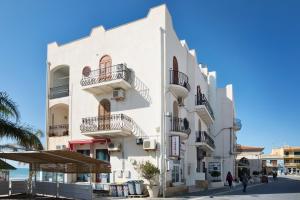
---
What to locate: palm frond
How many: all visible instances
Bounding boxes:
[0,118,43,150]
[0,92,20,121]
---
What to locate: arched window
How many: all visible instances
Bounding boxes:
[98,99,111,130]
[172,56,179,84]
[99,55,112,80]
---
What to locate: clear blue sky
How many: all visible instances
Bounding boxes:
[0,0,299,154]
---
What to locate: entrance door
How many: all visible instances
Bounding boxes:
[99,55,112,80]
[172,160,183,185]
[172,165,180,184]
[99,99,110,130]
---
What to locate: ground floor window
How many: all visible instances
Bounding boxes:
[42,172,64,183]
[95,149,110,183]
[77,149,90,182]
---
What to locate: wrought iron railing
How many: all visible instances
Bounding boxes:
[80,64,131,86]
[195,94,215,120]
[49,85,69,99]
[170,117,191,135]
[80,114,133,133]
[195,131,215,149]
[49,124,69,137]
[169,69,190,91]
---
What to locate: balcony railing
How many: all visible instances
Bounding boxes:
[80,64,131,87]
[196,131,215,149]
[195,94,215,120]
[49,85,69,99]
[49,124,69,137]
[169,69,190,91]
[80,114,133,133]
[170,117,191,135]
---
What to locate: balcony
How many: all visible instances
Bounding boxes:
[80,114,133,137]
[195,94,215,125]
[195,131,215,152]
[80,64,131,95]
[170,117,191,140]
[49,85,69,99]
[49,124,69,137]
[169,69,190,98]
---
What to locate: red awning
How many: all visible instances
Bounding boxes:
[68,138,111,150]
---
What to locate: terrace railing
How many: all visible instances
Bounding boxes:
[80,114,133,133]
[80,64,131,86]
[195,94,215,120]
[49,124,69,137]
[195,131,215,149]
[170,117,191,135]
[49,85,69,99]
[169,69,190,91]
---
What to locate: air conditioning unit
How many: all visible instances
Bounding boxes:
[113,88,125,101]
[108,143,121,151]
[178,97,184,106]
[143,139,156,150]
[56,145,67,150]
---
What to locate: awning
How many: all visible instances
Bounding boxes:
[0,159,16,170]
[68,138,110,151]
[0,150,110,174]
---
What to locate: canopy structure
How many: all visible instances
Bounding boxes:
[0,150,110,173]
[0,159,16,170]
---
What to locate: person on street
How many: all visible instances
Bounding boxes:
[273,171,277,181]
[242,172,249,193]
[226,171,233,190]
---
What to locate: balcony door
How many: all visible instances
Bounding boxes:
[172,101,179,131]
[196,85,201,103]
[99,55,112,80]
[173,56,179,84]
[99,99,111,130]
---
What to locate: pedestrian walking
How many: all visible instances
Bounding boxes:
[226,171,233,190]
[273,171,277,181]
[241,173,248,193]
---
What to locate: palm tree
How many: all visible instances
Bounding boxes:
[0,92,43,150]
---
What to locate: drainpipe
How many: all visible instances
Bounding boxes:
[160,27,167,198]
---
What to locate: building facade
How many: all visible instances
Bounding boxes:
[262,146,300,175]
[45,5,241,193]
[236,145,264,177]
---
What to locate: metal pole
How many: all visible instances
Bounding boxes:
[56,165,58,198]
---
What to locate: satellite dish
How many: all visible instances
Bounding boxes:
[82,66,91,77]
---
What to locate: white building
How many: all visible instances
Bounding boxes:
[45,4,241,195]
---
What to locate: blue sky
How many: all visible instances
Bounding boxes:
[0,0,299,154]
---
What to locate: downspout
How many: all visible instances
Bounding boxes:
[46,61,50,150]
[160,26,167,198]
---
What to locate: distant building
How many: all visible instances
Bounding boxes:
[236,145,264,177]
[261,146,300,174]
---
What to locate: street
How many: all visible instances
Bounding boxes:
[184,176,300,200]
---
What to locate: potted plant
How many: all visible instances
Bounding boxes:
[138,161,160,197]
[209,171,223,188]
[252,171,260,183]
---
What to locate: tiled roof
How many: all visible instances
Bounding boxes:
[236,145,264,152]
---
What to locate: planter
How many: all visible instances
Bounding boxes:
[146,185,159,197]
[209,181,224,188]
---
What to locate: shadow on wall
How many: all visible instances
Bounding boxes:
[110,70,152,111]
[130,70,152,105]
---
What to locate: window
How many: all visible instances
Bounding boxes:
[294,152,300,155]
[77,150,90,182]
[95,149,110,183]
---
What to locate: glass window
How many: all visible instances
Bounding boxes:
[77,150,90,182]
[95,149,110,183]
